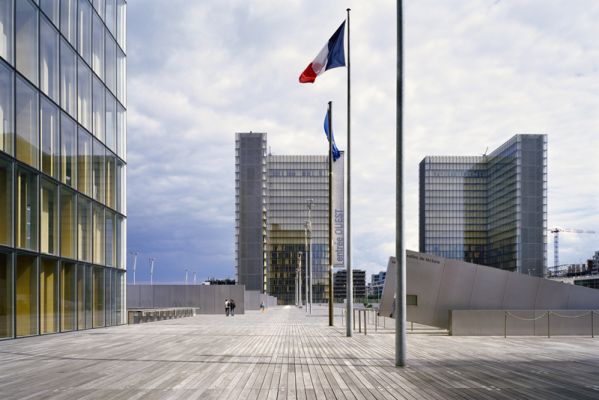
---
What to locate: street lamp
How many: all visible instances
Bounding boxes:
[297,251,303,308]
[129,251,138,285]
[149,258,155,285]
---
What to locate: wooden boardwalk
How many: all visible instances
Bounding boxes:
[1,305,599,399]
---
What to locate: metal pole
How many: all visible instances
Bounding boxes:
[345,7,353,338]
[304,223,309,313]
[130,252,138,285]
[358,309,361,333]
[149,258,155,286]
[395,0,407,367]
[547,311,551,338]
[298,251,303,307]
[308,199,313,315]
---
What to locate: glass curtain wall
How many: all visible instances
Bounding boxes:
[0,0,14,64]
[15,0,38,85]
[15,77,38,168]
[77,197,91,262]
[40,0,59,27]
[16,254,37,337]
[60,113,77,188]
[0,61,14,155]
[0,156,11,246]
[60,187,76,258]
[40,258,58,334]
[85,265,92,328]
[60,261,76,331]
[76,264,84,329]
[40,179,58,255]
[0,252,12,339]
[40,17,59,103]
[92,266,104,327]
[16,167,38,251]
[40,98,59,179]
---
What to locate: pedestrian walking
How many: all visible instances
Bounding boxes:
[260,302,265,313]
[225,299,230,316]
[230,299,236,316]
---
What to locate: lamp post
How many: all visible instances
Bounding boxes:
[149,258,155,285]
[298,251,303,308]
[129,251,138,285]
[304,221,309,314]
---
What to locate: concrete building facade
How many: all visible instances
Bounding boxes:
[419,134,547,276]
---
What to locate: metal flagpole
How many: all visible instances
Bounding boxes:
[396,0,407,367]
[328,101,334,326]
[345,8,353,337]
[305,222,309,313]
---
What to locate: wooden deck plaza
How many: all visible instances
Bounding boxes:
[1,305,599,399]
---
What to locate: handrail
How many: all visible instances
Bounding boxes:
[504,310,597,339]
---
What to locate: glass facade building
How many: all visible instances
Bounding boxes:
[0,0,126,340]
[420,134,547,276]
[235,133,335,305]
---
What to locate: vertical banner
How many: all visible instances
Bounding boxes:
[332,152,345,268]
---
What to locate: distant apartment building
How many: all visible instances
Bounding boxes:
[0,0,127,340]
[334,269,366,302]
[420,134,547,276]
[235,132,342,304]
[370,270,386,298]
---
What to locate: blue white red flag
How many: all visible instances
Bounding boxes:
[324,111,341,161]
[299,21,346,83]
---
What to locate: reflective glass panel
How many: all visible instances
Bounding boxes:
[0,62,14,155]
[116,103,125,159]
[116,0,125,51]
[77,59,92,130]
[0,252,12,338]
[77,127,91,196]
[40,0,59,27]
[60,261,76,331]
[92,13,104,80]
[92,139,104,203]
[16,166,38,251]
[93,0,105,21]
[85,265,92,328]
[105,151,115,209]
[15,77,38,168]
[92,76,104,140]
[40,97,59,179]
[0,157,11,246]
[92,266,104,327]
[60,113,77,187]
[116,48,125,105]
[60,39,77,118]
[116,160,124,213]
[40,179,58,254]
[105,34,116,95]
[60,0,76,46]
[0,0,14,64]
[106,0,116,35]
[16,254,37,337]
[105,93,116,152]
[76,264,84,329]
[77,0,92,64]
[40,258,58,334]
[77,197,91,262]
[16,0,38,85]
[105,211,115,267]
[104,267,111,325]
[40,17,59,102]
[60,187,76,258]
[92,204,104,265]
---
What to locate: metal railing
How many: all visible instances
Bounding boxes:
[504,310,598,338]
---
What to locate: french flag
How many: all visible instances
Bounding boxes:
[299,21,346,84]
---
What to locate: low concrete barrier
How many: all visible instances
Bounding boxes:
[450,309,599,336]
[128,307,200,324]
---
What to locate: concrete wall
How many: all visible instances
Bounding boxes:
[127,285,246,314]
[450,309,598,336]
[379,251,599,329]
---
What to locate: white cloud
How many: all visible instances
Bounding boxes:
[127,0,599,282]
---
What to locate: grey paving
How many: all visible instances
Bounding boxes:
[0,306,598,399]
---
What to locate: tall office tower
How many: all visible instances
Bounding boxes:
[333,269,365,302]
[420,134,547,276]
[0,0,127,340]
[235,132,267,292]
[235,133,339,304]
[267,154,330,305]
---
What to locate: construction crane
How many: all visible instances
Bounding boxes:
[548,227,596,269]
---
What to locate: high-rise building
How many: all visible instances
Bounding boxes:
[370,270,386,298]
[235,132,340,304]
[0,0,127,340]
[333,269,366,302]
[419,134,546,276]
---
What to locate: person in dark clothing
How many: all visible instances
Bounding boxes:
[230,299,236,316]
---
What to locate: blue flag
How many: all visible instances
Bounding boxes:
[324,111,341,161]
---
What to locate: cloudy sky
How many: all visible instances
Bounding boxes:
[126,0,599,284]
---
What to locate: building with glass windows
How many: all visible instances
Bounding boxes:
[419,134,547,277]
[0,0,126,340]
[235,133,336,305]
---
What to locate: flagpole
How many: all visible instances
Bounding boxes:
[328,101,334,327]
[395,0,407,367]
[345,7,353,337]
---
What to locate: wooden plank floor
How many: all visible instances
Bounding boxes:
[1,305,599,399]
